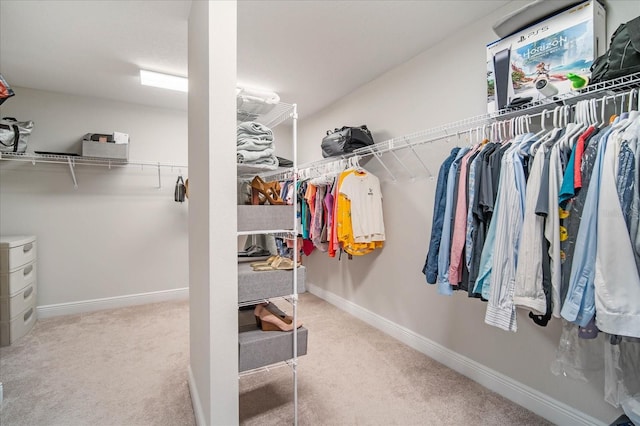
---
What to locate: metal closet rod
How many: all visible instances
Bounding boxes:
[275,76,640,182]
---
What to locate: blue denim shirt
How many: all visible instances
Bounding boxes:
[423,147,460,284]
[437,147,470,295]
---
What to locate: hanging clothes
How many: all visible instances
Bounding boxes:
[484,133,537,332]
[337,168,385,255]
[423,147,460,284]
[437,147,470,295]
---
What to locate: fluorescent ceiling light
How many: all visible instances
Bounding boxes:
[140,70,188,92]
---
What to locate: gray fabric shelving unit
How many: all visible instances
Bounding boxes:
[238,262,306,304]
[239,324,308,372]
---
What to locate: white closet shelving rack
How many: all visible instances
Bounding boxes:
[236,99,305,426]
[0,152,187,189]
[291,72,640,181]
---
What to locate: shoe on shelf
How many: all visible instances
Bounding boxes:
[271,256,300,270]
[253,303,302,332]
[249,255,278,268]
[250,176,284,205]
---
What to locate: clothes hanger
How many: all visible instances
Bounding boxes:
[610,93,621,124]
[566,102,588,150]
[628,88,638,115]
[542,105,564,148]
[530,110,551,155]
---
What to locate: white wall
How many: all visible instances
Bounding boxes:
[0,87,188,306]
[298,1,638,423]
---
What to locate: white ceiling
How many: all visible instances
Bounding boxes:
[0,0,511,118]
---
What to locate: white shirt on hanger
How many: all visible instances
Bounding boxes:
[339,170,385,243]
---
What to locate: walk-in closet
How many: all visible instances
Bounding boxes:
[1,1,640,425]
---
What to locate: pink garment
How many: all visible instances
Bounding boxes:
[448,147,478,285]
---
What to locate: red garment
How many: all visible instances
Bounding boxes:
[574,126,595,190]
[302,239,315,256]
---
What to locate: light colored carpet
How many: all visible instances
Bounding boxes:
[0,300,194,426]
[0,293,549,425]
[240,294,550,426]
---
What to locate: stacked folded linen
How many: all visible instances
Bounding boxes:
[237,122,279,169]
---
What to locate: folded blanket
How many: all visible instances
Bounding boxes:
[237,150,278,169]
[237,137,273,151]
[237,122,273,139]
[237,148,274,163]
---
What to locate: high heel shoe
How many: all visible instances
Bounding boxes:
[254,304,302,332]
[250,176,284,205]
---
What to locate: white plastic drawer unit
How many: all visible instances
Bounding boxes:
[0,305,36,347]
[0,260,36,297]
[0,235,37,272]
[0,235,38,346]
[0,284,36,322]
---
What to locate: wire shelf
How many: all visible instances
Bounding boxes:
[491,71,640,120]
[237,101,295,129]
[284,73,640,182]
[351,72,640,159]
[238,359,295,378]
[0,152,187,169]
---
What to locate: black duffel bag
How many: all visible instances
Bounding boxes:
[321,125,374,158]
[589,15,640,85]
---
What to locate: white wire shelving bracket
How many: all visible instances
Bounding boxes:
[287,72,640,182]
[0,152,188,189]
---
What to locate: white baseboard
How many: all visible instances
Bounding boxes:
[36,287,189,319]
[188,365,206,426]
[307,283,604,426]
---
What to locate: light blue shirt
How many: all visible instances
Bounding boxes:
[437,147,470,295]
[561,125,615,326]
[484,134,536,331]
[473,135,526,298]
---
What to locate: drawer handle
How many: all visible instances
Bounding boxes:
[23,286,34,299]
[24,307,33,322]
[23,243,33,253]
[23,264,34,276]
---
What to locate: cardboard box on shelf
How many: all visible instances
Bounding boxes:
[486,1,606,113]
[81,140,129,160]
[81,132,129,160]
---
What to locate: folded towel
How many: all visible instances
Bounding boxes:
[237,151,278,169]
[237,122,273,138]
[237,148,274,163]
[237,137,274,151]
